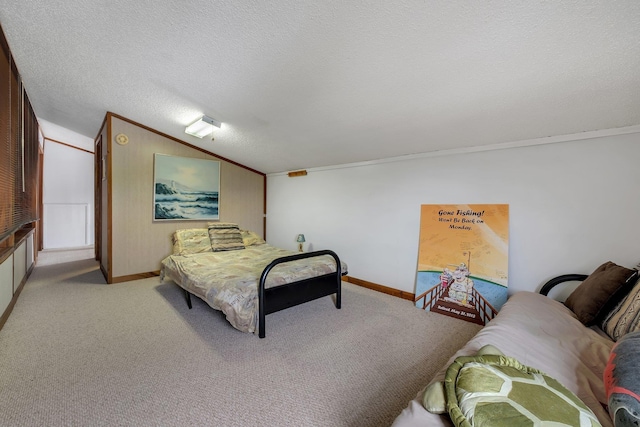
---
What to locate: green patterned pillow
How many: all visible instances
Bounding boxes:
[172,228,213,255]
[423,345,505,414]
[445,355,602,427]
[240,229,266,246]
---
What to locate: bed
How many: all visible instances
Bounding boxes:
[391,261,640,427]
[160,225,347,338]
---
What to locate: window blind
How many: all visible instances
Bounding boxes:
[0,25,38,244]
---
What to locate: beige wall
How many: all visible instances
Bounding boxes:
[107,116,264,279]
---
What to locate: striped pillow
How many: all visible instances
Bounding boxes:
[601,276,640,341]
[207,223,245,252]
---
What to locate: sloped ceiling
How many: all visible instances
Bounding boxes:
[1,1,639,174]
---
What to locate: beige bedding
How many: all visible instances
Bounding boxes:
[160,244,346,334]
[391,291,614,427]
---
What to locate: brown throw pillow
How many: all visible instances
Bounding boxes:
[564,261,638,326]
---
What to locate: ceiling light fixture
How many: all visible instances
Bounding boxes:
[185,115,221,138]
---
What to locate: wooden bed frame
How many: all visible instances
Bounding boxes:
[182,249,344,338]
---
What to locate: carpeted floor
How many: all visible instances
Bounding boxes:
[36,246,95,266]
[0,257,482,426]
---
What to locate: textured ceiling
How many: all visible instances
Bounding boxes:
[1,1,639,174]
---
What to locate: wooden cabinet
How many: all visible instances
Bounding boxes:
[0,229,35,329]
[0,252,12,318]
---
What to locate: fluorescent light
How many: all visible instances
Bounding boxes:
[185,115,222,138]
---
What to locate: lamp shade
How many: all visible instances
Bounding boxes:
[185,115,222,138]
[296,234,305,243]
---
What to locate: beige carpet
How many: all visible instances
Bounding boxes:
[36,246,95,266]
[0,257,482,426]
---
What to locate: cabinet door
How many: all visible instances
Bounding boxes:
[13,241,26,293]
[27,233,34,269]
[0,254,13,315]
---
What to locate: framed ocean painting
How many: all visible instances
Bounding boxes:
[153,154,220,221]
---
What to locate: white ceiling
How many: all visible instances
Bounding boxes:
[1,1,639,174]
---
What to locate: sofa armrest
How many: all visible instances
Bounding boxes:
[539,274,588,297]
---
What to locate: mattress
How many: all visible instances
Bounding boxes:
[160,244,346,334]
[391,291,615,427]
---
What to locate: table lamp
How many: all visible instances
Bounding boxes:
[296,234,305,252]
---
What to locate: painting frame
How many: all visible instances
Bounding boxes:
[153,153,220,221]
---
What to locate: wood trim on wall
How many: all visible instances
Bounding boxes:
[99,112,265,283]
[343,275,416,301]
[98,272,419,311]
[106,112,266,177]
[99,264,109,283]
[95,113,108,143]
[44,137,94,154]
[111,271,160,284]
[106,115,113,284]
[94,135,102,263]
[114,269,412,289]
[104,272,417,302]
[263,175,267,240]
[37,146,43,251]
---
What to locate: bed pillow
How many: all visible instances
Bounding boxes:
[564,262,638,326]
[207,223,245,252]
[445,355,601,427]
[603,331,640,426]
[240,229,266,246]
[172,228,213,255]
[601,277,640,341]
[423,345,504,414]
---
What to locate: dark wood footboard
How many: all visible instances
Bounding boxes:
[258,250,343,338]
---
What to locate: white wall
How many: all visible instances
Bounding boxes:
[41,121,95,249]
[39,119,95,152]
[266,132,640,295]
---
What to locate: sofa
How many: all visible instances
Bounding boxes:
[391,262,640,427]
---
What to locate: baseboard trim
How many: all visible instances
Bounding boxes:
[111,271,160,284]
[108,271,413,302]
[343,276,415,301]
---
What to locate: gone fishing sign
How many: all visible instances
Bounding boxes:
[414,204,509,325]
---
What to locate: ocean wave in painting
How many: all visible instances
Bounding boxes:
[154,182,219,220]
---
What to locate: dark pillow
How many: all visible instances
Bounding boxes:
[603,331,640,426]
[564,262,638,326]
